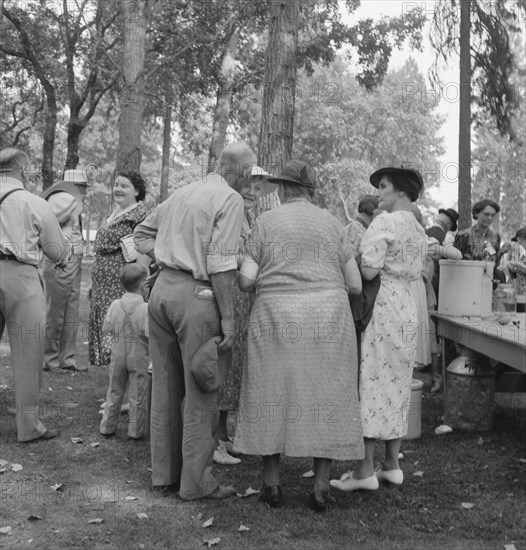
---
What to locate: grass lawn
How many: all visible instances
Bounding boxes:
[1,262,525,549]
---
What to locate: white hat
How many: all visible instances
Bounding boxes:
[63,169,91,186]
[250,165,270,178]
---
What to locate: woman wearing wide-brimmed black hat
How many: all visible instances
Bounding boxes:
[331,166,426,493]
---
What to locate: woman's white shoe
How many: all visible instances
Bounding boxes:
[213,443,241,465]
[375,468,404,485]
[330,472,379,492]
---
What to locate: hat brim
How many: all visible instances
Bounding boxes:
[369,167,423,189]
[438,209,458,232]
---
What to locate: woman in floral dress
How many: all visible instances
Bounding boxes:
[88,171,152,366]
[331,166,426,492]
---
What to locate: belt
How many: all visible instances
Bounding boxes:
[0,252,18,261]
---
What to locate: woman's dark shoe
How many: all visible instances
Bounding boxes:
[309,491,334,512]
[259,485,282,507]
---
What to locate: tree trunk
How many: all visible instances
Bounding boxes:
[65,119,84,170]
[41,89,58,189]
[116,0,153,173]
[159,87,173,203]
[258,0,300,180]
[207,26,240,173]
[458,0,471,230]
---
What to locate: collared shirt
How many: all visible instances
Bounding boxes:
[454,224,501,263]
[134,173,244,281]
[48,192,84,254]
[0,176,69,266]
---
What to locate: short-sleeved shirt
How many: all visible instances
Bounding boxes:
[133,174,243,281]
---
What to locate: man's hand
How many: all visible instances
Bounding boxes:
[218,319,236,353]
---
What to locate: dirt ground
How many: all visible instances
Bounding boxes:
[0,263,525,549]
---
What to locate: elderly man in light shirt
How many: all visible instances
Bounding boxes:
[0,148,70,442]
[42,169,91,372]
[134,142,254,500]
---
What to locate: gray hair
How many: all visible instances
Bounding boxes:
[0,148,30,174]
[281,182,314,201]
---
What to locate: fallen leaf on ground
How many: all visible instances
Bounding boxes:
[48,387,53,392]
[124,496,137,501]
[202,517,214,528]
[202,538,220,547]
[125,480,134,484]
[11,464,23,472]
[238,525,250,532]
[0,526,12,535]
[66,386,73,391]
[90,442,100,448]
[461,502,475,509]
[50,483,65,492]
[413,471,424,477]
[70,437,83,444]
[238,487,259,498]
[136,513,148,520]
[88,518,104,524]
[519,459,526,464]
[27,515,42,521]
[435,425,453,435]
[86,425,94,429]
[0,459,8,467]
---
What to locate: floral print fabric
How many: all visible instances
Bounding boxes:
[359,210,426,439]
[88,202,152,366]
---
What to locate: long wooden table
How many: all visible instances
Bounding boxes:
[432,313,526,403]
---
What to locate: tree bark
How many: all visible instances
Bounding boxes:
[207,25,240,173]
[40,87,58,189]
[116,0,153,173]
[458,0,471,230]
[159,87,173,203]
[258,0,300,180]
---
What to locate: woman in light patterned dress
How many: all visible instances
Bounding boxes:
[331,166,426,492]
[88,171,152,366]
[234,160,364,512]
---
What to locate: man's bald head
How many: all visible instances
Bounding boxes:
[216,142,256,192]
[0,148,31,185]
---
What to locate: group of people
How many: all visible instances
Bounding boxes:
[1,144,524,513]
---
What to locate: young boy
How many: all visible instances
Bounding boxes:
[100,263,149,439]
